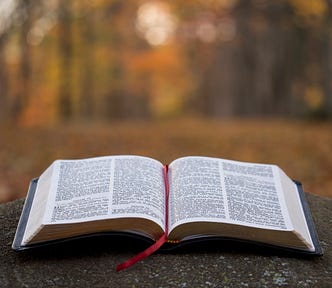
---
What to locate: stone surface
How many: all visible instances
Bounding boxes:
[0,193,331,287]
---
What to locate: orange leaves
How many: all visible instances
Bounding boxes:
[128,46,184,75]
[125,46,193,117]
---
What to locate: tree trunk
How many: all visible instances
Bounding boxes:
[0,34,8,121]
[58,0,73,121]
[322,0,332,118]
[79,11,95,119]
[12,5,32,123]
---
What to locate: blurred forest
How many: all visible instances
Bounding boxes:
[1,0,332,203]
[0,0,332,123]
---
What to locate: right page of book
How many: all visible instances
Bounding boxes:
[168,156,314,250]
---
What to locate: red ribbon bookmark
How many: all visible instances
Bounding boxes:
[116,233,167,272]
[116,165,170,272]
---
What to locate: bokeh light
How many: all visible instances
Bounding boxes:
[136,1,177,46]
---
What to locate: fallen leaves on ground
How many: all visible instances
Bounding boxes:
[0,118,331,203]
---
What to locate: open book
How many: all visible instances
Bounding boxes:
[13,155,322,266]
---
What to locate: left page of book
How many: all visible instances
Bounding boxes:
[22,155,166,245]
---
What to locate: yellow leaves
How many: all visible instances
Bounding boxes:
[304,86,324,110]
[290,0,328,19]
[149,82,185,118]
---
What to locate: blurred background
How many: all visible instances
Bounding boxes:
[0,0,332,202]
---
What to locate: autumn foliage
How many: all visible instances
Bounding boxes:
[1,1,332,202]
[1,0,332,125]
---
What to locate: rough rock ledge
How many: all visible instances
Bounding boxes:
[0,193,331,287]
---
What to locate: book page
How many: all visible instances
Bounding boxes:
[278,169,314,250]
[168,157,226,230]
[22,164,55,245]
[221,159,291,229]
[168,157,292,232]
[110,156,165,228]
[43,156,165,229]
